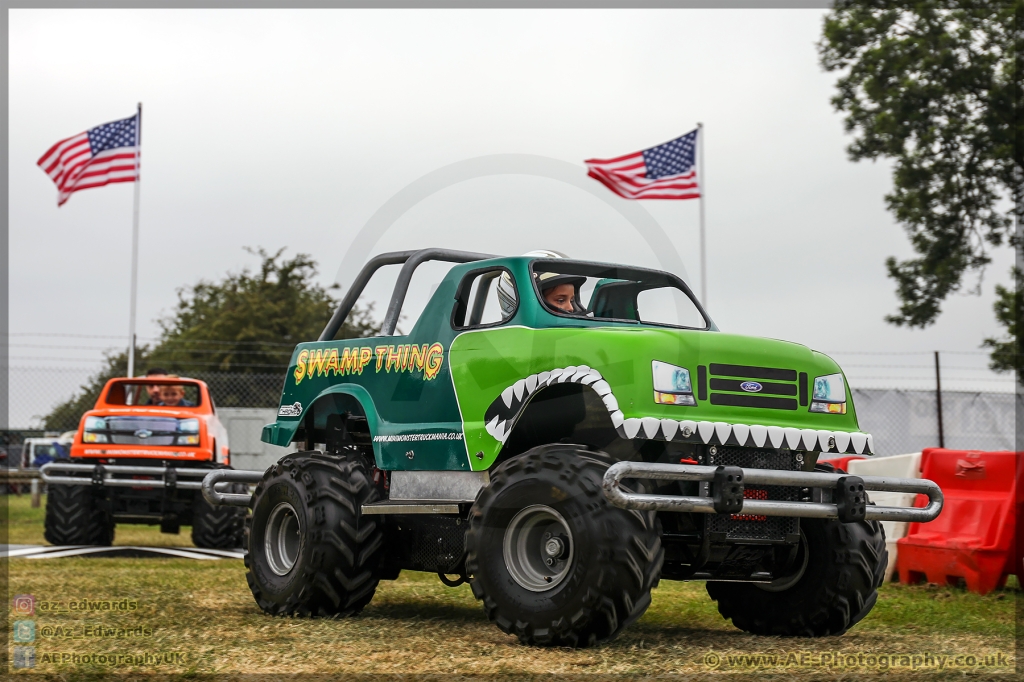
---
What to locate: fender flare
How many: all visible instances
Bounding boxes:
[263,384,384,463]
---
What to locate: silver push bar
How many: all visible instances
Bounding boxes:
[201,469,266,507]
[40,462,263,501]
[42,462,211,490]
[602,461,943,523]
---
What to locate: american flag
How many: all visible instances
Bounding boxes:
[585,129,700,200]
[37,113,140,206]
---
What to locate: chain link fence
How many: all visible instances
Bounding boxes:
[851,388,1017,456]
[5,367,287,433]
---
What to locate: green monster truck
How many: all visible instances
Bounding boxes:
[204,248,942,646]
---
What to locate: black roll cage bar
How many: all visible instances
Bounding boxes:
[319,248,497,341]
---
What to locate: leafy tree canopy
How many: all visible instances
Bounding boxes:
[43,249,379,430]
[148,247,378,373]
[818,1,1021,340]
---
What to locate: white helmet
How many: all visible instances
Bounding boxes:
[495,248,577,317]
[496,271,518,318]
[523,249,569,259]
[496,250,571,318]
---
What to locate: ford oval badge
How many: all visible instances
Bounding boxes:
[740,381,763,393]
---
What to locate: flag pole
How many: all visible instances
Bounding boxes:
[127,102,142,378]
[697,121,706,308]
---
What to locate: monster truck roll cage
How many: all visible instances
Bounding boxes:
[319,248,497,341]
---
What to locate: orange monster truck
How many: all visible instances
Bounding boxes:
[40,377,246,549]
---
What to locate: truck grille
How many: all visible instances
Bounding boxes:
[106,417,179,446]
[705,446,801,542]
[707,363,806,410]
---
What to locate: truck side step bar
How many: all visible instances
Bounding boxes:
[602,461,943,523]
[361,501,462,515]
[201,470,473,513]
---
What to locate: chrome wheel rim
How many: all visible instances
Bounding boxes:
[502,504,574,592]
[265,501,300,576]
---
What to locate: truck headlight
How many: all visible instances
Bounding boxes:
[83,416,108,443]
[652,360,696,406]
[810,373,847,414]
[176,418,200,444]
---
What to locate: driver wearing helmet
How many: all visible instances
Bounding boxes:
[496,269,587,317]
[495,251,588,318]
[536,271,587,315]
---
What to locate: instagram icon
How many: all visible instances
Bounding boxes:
[12,594,36,616]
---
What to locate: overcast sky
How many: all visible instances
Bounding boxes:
[7,9,1014,425]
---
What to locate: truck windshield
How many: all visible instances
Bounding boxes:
[105,382,203,408]
[530,259,708,330]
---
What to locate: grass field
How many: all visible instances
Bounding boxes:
[4,494,1018,679]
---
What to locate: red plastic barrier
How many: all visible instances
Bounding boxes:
[1017,452,1024,585]
[896,448,1019,594]
[821,455,866,473]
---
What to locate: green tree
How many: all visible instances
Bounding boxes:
[43,248,379,430]
[147,247,379,374]
[818,1,1022,366]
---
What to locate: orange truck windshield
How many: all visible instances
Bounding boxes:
[104,382,202,408]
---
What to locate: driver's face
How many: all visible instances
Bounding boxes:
[159,386,185,406]
[146,376,166,402]
[543,283,576,313]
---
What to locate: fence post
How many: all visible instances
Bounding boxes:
[30,478,40,508]
[934,351,945,448]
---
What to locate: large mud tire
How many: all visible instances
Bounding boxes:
[466,445,663,647]
[192,481,247,549]
[706,514,887,636]
[43,483,114,546]
[244,451,384,617]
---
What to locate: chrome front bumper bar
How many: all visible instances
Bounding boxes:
[602,461,943,523]
[41,462,262,499]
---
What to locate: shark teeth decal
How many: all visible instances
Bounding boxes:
[851,432,867,454]
[641,417,661,440]
[714,422,732,445]
[482,365,617,446]
[731,423,750,447]
[483,366,874,454]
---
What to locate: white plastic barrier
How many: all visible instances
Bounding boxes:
[847,452,922,582]
[218,407,295,473]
